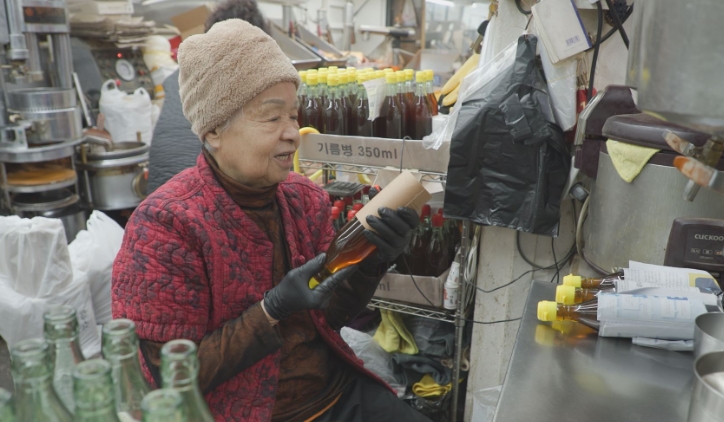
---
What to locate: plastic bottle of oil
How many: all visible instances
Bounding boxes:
[426,214,451,277]
[300,74,323,132]
[323,74,346,135]
[395,71,410,137]
[373,73,403,139]
[563,271,624,290]
[338,71,354,135]
[347,68,359,105]
[297,71,308,127]
[318,71,330,109]
[410,71,432,140]
[404,69,415,102]
[425,70,438,116]
[537,300,600,331]
[352,73,372,137]
[555,285,603,305]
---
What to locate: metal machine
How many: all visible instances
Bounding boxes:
[0,0,86,241]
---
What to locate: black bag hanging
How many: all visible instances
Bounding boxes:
[443,35,570,237]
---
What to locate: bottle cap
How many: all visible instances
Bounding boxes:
[339,72,349,85]
[353,203,364,212]
[319,73,328,84]
[386,73,397,84]
[537,301,558,322]
[384,68,394,73]
[318,68,328,74]
[421,204,431,218]
[331,206,340,218]
[347,210,357,220]
[307,74,318,85]
[299,71,307,83]
[405,69,414,80]
[396,71,406,83]
[416,71,426,83]
[563,274,582,287]
[432,214,444,227]
[555,285,577,305]
[347,67,356,72]
[334,199,345,210]
[307,69,318,74]
[329,66,339,71]
[328,74,339,87]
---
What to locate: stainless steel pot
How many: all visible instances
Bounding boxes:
[77,141,149,210]
[13,189,86,243]
[7,88,82,144]
[695,313,724,359]
[689,351,724,422]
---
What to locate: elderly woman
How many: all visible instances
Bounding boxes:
[112,19,432,422]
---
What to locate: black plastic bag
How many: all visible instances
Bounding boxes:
[443,35,570,236]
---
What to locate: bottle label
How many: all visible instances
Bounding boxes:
[362,78,387,121]
[619,269,691,291]
[598,294,699,323]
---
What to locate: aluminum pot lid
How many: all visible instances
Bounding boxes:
[85,141,150,161]
[12,189,79,212]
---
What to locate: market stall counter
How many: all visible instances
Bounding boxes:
[494,281,694,422]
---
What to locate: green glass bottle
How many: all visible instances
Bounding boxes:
[11,338,73,422]
[0,388,17,422]
[160,340,213,422]
[102,319,152,422]
[141,389,186,422]
[43,306,85,414]
[72,359,121,422]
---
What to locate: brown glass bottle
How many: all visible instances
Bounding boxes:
[537,300,600,331]
[410,72,432,140]
[405,204,432,276]
[373,74,403,139]
[425,70,438,116]
[338,72,354,135]
[426,214,451,277]
[555,285,603,305]
[300,74,323,131]
[396,71,411,138]
[563,271,624,290]
[323,74,346,135]
[309,218,378,288]
[353,74,372,137]
[297,71,308,127]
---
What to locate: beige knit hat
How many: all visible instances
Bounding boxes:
[178,19,300,139]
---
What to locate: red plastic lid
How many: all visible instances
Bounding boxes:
[353,203,364,212]
[432,214,444,227]
[347,210,357,221]
[331,206,340,218]
[334,200,345,210]
[437,208,443,215]
[421,204,431,218]
[363,185,371,194]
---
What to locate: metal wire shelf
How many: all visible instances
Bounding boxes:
[298,160,447,183]
[368,298,456,323]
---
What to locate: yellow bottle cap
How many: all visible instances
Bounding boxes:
[307,69,318,74]
[405,69,414,80]
[416,71,426,83]
[308,277,320,289]
[347,67,356,73]
[328,74,339,87]
[386,73,397,84]
[563,274,583,287]
[384,68,394,73]
[299,71,307,83]
[339,72,349,84]
[329,66,338,71]
[307,74,318,85]
[555,285,577,305]
[537,301,558,322]
[318,67,328,73]
[319,73,328,84]
[426,70,434,81]
[358,73,367,83]
[375,70,385,79]
[396,71,405,83]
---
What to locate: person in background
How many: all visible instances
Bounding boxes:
[147,0,269,194]
[113,18,432,422]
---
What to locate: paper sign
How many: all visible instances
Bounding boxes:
[363,78,387,121]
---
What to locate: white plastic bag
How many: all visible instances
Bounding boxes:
[423,40,518,150]
[68,211,125,325]
[99,80,154,143]
[471,385,502,422]
[341,327,406,397]
[0,216,100,357]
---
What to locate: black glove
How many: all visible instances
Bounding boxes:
[362,207,420,265]
[263,254,356,320]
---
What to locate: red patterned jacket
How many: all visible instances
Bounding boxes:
[112,155,385,421]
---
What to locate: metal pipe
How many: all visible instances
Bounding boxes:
[24,33,44,82]
[451,220,471,422]
[5,0,28,60]
[282,5,293,36]
[342,1,354,51]
[51,34,73,88]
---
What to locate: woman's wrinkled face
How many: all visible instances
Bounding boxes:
[205,82,300,188]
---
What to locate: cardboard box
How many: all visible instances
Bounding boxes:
[171,4,213,40]
[298,133,450,174]
[68,1,134,15]
[374,268,449,309]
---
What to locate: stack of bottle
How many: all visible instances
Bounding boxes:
[298,67,438,140]
[4,305,214,422]
[398,204,460,278]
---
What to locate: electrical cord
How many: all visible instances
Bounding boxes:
[603,0,629,49]
[550,237,560,284]
[599,4,633,45]
[575,196,610,275]
[588,1,603,102]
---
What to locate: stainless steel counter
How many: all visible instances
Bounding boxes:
[493,281,695,422]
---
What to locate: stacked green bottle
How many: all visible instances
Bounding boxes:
[72,359,122,422]
[141,389,186,422]
[161,340,214,422]
[102,319,152,421]
[11,338,72,422]
[43,306,85,414]
[0,388,17,422]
